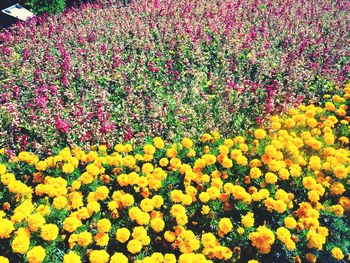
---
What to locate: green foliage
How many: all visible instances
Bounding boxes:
[26,0,66,14]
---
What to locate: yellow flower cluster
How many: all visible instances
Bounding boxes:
[0,85,349,262]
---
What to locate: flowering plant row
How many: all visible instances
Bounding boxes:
[0,85,349,262]
[1,0,349,152]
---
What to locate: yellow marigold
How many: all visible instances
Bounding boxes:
[219,218,233,235]
[284,216,297,229]
[27,213,45,232]
[250,167,262,179]
[306,230,326,250]
[331,205,344,217]
[140,198,154,213]
[276,227,291,243]
[164,231,176,243]
[12,235,30,254]
[127,239,142,254]
[35,161,47,171]
[170,190,183,203]
[201,205,210,215]
[153,137,165,149]
[63,216,82,233]
[182,138,193,149]
[63,251,81,263]
[254,129,266,140]
[170,158,182,169]
[26,246,45,263]
[89,250,110,263]
[142,163,154,175]
[0,164,7,175]
[77,231,93,247]
[241,213,254,228]
[303,177,317,190]
[40,224,58,241]
[116,228,131,243]
[222,157,233,169]
[308,190,320,203]
[151,218,165,233]
[97,218,111,233]
[0,256,9,263]
[248,225,275,254]
[143,144,156,155]
[331,247,344,261]
[236,155,248,166]
[0,218,14,238]
[333,165,347,179]
[265,172,277,184]
[123,155,136,168]
[110,253,128,263]
[176,213,188,225]
[166,148,177,158]
[201,133,213,143]
[62,163,75,174]
[53,196,68,210]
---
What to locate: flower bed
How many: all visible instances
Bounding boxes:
[0,0,349,152]
[0,84,349,262]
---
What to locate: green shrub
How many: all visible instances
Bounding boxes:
[26,0,66,14]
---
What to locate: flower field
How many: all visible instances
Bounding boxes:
[0,0,350,262]
[0,0,349,152]
[0,85,349,262]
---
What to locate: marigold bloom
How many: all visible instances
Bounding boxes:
[26,246,46,263]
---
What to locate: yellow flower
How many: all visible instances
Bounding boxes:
[63,251,81,263]
[40,224,58,241]
[159,158,169,167]
[254,129,266,140]
[201,205,210,215]
[27,213,45,232]
[63,216,82,233]
[97,218,111,233]
[331,205,344,217]
[219,218,233,235]
[116,228,131,243]
[35,161,47,171]
[330,182,345,195]
[143,144,156,155]
[62,163,75,174]
[110,253,128,263]
[12,235,30,254]
[250,167,262,179]
[265,172,277,184]
[77,231,93,247]
[164,231,176,242]
[0,218,14,238]
[182,138,193,149]
[284,217,297,229]
[331,247,344,260]
[237,227,245,235]
[89,250,110,263]
[241,213,254,228]
[53,196,68,210]
[248,225,275,254]
[0,256,9,263]
[151,218,165,233]
[303,176,317,189]
[127,239,142,254]
[26,246,45,263]
[222,156,233,169]
[153,137,165,149]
